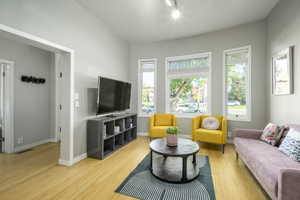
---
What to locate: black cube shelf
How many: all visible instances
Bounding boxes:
[87,113,137,160]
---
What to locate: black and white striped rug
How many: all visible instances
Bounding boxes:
[116,154,215,200]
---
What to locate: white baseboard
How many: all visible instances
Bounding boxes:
[73,153,87,164]
[178,134,192,139]
[138,132,148,136]
[58,153,87,166]
[49,137,59,143]
[58,159,73,166]
[14,138,57,152]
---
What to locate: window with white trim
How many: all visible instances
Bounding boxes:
[138,59,157,116]
[166,53,211,116]
[224,46,251,121]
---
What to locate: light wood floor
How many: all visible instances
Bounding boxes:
[0,137,269,200]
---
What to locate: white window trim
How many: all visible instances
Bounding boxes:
[165,52,212,117]
[223,45,252,122]
[138,58,157,117]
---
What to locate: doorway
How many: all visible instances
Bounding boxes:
[0,24,74,165]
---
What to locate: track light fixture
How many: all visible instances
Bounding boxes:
[165,0,181,20]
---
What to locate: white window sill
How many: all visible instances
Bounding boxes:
[227,118,251,122]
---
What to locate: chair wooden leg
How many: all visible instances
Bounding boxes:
[222,144,225,154]
[236,152,239,160]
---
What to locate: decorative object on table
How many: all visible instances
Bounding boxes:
[192,115,227,153]
[260,123,282,146]
[114,126,120,133]
[116,153,215,200]
[166,126,179,147]
[272,46,294,95]
[149,114,176,138]
[278,128,300,162]
[201,117,220,130]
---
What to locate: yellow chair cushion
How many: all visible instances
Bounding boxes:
[155,114,173,126]
[194,128,223,144]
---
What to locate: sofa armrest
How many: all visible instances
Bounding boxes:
[278,169,300,200]
[233,129,263,140]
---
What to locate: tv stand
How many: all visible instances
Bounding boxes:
[87,113,137,160]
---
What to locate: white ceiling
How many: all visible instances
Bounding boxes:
[76,0,279,42]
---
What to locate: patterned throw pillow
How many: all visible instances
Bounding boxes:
[260,123,281,146]
[279,129,300,162]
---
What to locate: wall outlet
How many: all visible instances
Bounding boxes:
[17,137,23,144]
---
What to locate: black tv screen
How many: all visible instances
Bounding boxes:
[97,77,131,114]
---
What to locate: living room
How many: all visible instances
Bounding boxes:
[0,0,299,200]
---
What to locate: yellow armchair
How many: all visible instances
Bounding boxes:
[192,115,227,153]
[149,114,176,138]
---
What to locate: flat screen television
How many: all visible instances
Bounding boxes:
[97,77,131,115]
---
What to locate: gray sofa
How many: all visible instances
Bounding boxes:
[233,124,300,200]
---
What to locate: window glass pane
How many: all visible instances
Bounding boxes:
[168,57,209,73]
[169,76,208,114]
[226,51,248,118]
[141,70,155,115]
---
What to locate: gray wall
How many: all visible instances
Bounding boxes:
[0,36,53,148]
[267,0,300,124]
[129,21,268,137]
[0,0,129,157]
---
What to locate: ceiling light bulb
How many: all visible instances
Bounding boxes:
[171,9,181,20]
[165,0,173,7]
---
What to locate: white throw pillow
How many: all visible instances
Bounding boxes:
[202,117,220,130]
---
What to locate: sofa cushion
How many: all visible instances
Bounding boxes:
[279,128,300,162]
[234,138,300,198]
[155,114,173,126]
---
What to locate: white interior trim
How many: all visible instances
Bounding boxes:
[14,138,57,153]
[137,132,148,136]
[223,45,252,122]
[59,153,87,167]
[0,60,14,153]
[0,24,75,166]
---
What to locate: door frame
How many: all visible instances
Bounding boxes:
[0,24,75,165]
[0,59,14,153]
